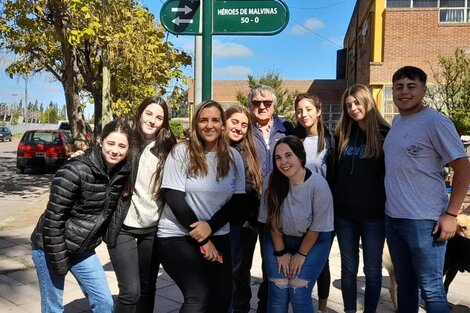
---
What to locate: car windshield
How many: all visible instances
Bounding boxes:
[24,132,61,145]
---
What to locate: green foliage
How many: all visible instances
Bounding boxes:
[0,0,191,141]
[169,119,184,139]
[11,109,20,125]
[429,48,470,135]
[236,70,298,124]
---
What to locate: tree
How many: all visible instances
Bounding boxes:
[0,0,190,146]
[236,70,298,124]
[428,48,470,136]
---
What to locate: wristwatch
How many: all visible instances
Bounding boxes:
[273,248,287,257]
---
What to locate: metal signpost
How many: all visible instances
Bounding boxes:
[160,0,289,100]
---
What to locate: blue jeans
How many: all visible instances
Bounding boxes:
[335,217,384,313]
[32,246,113,313]
[264,231,332,313]
[385,216,449,313]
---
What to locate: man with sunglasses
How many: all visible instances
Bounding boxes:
[231,84,294,313]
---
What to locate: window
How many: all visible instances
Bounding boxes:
[382,87,399,124]
[414,0,438,6]
[440,0,468,22]
[322,104,342,132]
[387,0,411,7]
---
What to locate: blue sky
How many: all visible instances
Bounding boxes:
[0,0,355,118]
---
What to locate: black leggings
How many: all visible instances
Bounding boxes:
[107,227,159,313]
[158,235,233,313]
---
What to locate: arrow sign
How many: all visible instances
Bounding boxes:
[172,16,194,26]
[171,5,193,15]
[160,0,201,35]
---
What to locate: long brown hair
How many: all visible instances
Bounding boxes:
[129,96,176,201]
[266,136,306,232]
[187,100,232,179]
[335,85,389,159]
[294,93,328,153]
[224,106,262,194]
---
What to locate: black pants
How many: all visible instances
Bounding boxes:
[231,221,259,313]
[107,226,159,313]
[158,235,233,313]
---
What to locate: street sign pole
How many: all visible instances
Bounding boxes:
[202,0,212,101]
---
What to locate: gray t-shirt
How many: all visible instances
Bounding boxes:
[384,108,466,220]
[258,172,334,236]
[124,142,162,228]
[157,143,245,237]
[303,136,331,178]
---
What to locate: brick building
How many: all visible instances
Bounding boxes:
[342,0,470,122]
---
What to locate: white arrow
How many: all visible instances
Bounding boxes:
[172,16,193,26]
[171,5,193,15]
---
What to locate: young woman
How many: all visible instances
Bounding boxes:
[332,84,390,313]
[224,106,262,312]
[157,100,246,312]
[294,93,335,313]
[258,135,334,313]
[31,119,132,313]
[104,96,176,313]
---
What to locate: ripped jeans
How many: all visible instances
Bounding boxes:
[264,231,332,313]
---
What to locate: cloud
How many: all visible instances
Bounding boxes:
[213,40,253,58]
[214,66,252,78]
[292,18,325,36]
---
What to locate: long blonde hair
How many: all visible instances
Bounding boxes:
[335,84,389,159]
[224,106,262,194]
[187,100,232,179]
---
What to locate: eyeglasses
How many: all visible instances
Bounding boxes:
[251,100,273,107]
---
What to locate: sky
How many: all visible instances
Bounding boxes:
[0,0,356,119]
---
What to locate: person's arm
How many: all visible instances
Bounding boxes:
[42,164,81,276]
[289,230,319,278]
[271,228,291,277]
[434,156,470,241]
[163,189,199,230]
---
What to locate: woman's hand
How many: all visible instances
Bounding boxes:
[289,253,306,278]
[276,253,292,277]
[189,221,212,242]
[200,240,220,262]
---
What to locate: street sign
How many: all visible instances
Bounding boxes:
[213,0,289,35]
[160,0,289,36]
[160,0,201,35]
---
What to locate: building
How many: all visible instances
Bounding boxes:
[341,0,470,122]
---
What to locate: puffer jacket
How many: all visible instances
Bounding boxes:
[30,146,130,276]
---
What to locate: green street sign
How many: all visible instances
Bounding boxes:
[160,0,201,35]
[160,0,289,35]
[213,0,289,35]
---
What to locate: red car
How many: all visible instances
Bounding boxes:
[17,130,77,173]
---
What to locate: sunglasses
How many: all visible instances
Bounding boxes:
[252,100,273,107]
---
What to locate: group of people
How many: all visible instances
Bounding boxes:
[31,65,470,313]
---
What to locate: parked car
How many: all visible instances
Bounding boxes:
[0,126,12,142]
[58,121,93,143]
[17,130,77,173]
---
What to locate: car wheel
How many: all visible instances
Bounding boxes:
[9,137,12,142]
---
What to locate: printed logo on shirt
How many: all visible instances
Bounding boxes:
[344,144,365,157]
[406,144,423,158]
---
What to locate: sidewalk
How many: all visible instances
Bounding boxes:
[1,223,470,313]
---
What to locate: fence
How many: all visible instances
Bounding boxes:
[2,123,59,135]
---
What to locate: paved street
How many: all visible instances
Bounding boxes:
[0,139,469,312]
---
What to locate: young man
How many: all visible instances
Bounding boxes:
[384,66,470,313]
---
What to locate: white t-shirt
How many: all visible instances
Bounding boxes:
[258,171,334,237]
[384,108,467,220]
[157,143,245,237]
[303,135,331,178]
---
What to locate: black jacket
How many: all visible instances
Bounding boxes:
[30,146,129,276]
